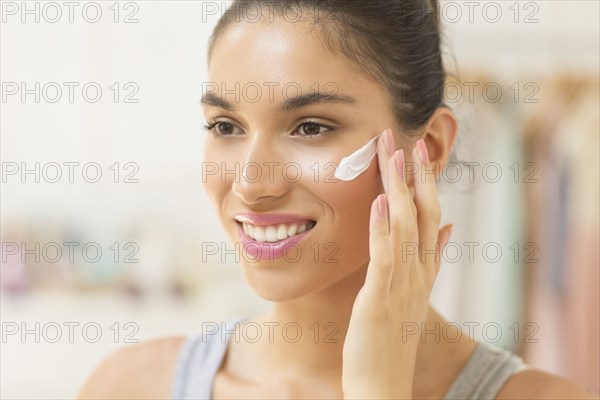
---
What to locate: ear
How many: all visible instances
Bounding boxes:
[422,106,458,177]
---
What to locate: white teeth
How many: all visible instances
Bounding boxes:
[241,221,315,242]
[265,226,278,242]
[254,226,266,242]
[277,225,288,240]
[287,224,297,237]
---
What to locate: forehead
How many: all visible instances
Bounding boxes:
[207,19,384,103]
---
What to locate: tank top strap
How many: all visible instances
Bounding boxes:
[171,316,246,400]
[443,341,531,400]
[173,322,530,400]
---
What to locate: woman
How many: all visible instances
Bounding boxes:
[79,1,599,398]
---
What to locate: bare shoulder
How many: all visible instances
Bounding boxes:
[77,335,186,400]
[497,368,599,400]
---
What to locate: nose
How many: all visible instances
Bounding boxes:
[231,136,289,205]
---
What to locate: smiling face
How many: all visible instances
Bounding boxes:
[202,17,406,301]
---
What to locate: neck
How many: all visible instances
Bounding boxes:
[224,264,475,394]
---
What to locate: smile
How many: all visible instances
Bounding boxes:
[233,214,317,261]
[239,221,316,243]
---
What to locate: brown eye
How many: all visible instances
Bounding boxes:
[296,121,332,137]
[215,122,235,136]
[204,121,242,137]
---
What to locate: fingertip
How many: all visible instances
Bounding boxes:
[411,145,424,188]
[377,193,388,219]
[388,149,406,186]
[416,138,430,164]
[412,143,420,165]
[382,129,395,156]
[371,194,387,220]
[370,194,389,235]
[370,195,379,220]
[440,224,453,248]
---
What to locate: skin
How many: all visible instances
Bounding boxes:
[78,15,599,400]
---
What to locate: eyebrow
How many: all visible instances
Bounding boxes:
[201,91,359,112]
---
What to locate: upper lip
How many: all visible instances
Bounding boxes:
[233,213,316,226]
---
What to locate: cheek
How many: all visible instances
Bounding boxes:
[202,146,220,202]
[202,142,234,219]
[305,160,382,267]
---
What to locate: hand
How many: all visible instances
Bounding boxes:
[341,129,453,399]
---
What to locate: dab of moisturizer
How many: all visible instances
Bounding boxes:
[334,134,380,181]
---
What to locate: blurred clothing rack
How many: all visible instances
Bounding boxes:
[437,70,599,393]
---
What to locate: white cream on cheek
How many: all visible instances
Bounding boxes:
[334,134,381,181]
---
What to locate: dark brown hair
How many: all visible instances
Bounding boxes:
[208,0,445,136]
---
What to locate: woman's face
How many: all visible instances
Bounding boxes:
[203,18,404,301]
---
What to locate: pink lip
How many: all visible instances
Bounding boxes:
[233,213,316,226]
[235,220,316,261]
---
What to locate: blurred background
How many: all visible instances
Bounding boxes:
[1,0,598,398]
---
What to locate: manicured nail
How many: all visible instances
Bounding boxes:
[416,139,430,163]
[377,194,387,218]
[394,149,404,176]
[382,129,395,156]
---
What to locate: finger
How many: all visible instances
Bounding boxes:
[434,224,453,274]
[387,148,419,279]
[412,139,442,266]
[364,194,393,295]
[376,129,395,196]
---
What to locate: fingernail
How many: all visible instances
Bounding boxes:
[394,149,404,176]
[377,194,387,218]
[416,139,430,163]
[382,129,395,156]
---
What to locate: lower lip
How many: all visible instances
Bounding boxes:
[236,222,315,261]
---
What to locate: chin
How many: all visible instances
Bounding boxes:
[238,262,318,302]
[239,258,365,303]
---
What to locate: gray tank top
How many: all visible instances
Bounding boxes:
[171,317,530,400]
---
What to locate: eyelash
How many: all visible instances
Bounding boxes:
[203,119,335,140]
